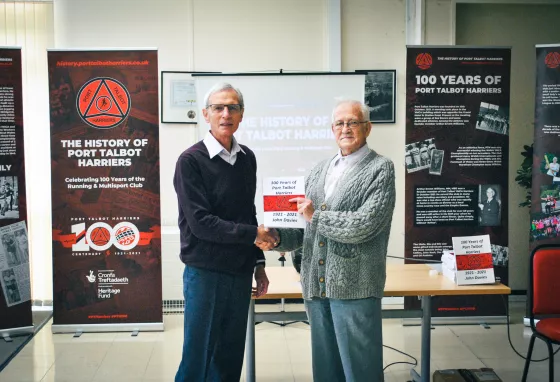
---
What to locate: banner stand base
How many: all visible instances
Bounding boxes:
[51,322,164,334]
[402,315,508,326]
[0,326,34,339]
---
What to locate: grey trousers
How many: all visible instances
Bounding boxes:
[305,296,384,382]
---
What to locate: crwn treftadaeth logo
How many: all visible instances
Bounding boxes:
[416,53,432,70]
[86,270,96,283]
[545,52,560,69]
[76,77,131,129]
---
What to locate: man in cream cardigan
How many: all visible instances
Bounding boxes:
[259,99,396,382]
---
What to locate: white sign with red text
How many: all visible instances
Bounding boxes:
[263,177,305,228]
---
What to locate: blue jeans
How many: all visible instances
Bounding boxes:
[175,265,252,382]
[305,297,383,382]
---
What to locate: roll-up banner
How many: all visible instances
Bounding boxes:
[405,46,511,320]
[48,49,163,333]
[0,47,32,336]
[530,45,560,245]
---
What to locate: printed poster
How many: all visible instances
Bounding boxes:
[0,47,32,331]
[405,46,511,317]
[48,50,162,328]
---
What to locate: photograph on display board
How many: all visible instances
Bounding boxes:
[358,70,396,124]
[0,221,30,307]
[3,233,22,268]
[477,184,501,226]
[429,149,444,175]
[0,176,18,219]
[540,152,560,186]
[531,214,560,242]
[490,244,509,268]
[1,269,21,305]
[405,138,436,173]
[530,186,560,241]
[475,102,510,135]
[538,185,559,215]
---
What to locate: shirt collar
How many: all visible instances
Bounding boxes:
[203,131,245,159]
[333,144,370,165]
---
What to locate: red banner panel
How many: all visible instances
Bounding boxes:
[48,50,162,328]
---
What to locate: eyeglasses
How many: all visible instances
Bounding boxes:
[332,120,368,131]
[206,104,242,114]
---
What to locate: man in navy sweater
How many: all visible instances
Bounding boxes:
[174,83,278,382]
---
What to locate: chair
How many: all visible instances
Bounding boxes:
[522,244,560,382]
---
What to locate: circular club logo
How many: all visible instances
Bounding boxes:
[416,53,433,70]
[115,225,137,247]
[76,77,131,129]
[112,222,140,251]
[89,225,111,247]
[545,52,560,69]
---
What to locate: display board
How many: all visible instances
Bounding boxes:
[0,47,32,335]
[530,44,560,246]
[48,49,163,332]
[405,46,511,318]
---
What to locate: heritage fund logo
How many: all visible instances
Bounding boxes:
[91,270,129,299]
[76,77,131,129]
[416,53,433,70]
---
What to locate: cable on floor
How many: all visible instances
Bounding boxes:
[382,344,418,371]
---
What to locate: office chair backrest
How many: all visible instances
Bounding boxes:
[532,247,560,316]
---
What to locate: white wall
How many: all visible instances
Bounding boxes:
[455,3,560,290]
[342,0,407,263]
[425,0,454,45]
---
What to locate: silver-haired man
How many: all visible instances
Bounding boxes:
[260,99,396,381]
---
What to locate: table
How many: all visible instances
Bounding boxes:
[245,264,510,382]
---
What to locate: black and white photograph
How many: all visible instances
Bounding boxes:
[405,138,435,173]
[429,149,444,175]
[1,268,21,305]
[475,102,510,135]
[0,176,18,219]
[14,227,28,264]
[357,70,396,124]
[478,184,502,226]
[2,232,22,268]
[490,244,509,267]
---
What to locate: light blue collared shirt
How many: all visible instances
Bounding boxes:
[324,144,370,200]
[203,132,245,165]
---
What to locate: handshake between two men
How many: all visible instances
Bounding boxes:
[255,225,280,251]
[251,197,315,298]
[254,196,315,252]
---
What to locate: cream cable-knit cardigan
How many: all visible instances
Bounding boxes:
[276,149,395,300]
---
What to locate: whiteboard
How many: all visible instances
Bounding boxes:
[195,74,365,222]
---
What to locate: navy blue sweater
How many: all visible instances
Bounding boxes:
[173,141,264,275]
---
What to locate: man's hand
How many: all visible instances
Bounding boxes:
[253,266,269,298]
[255,225,279,250]
[289,197,315,223]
